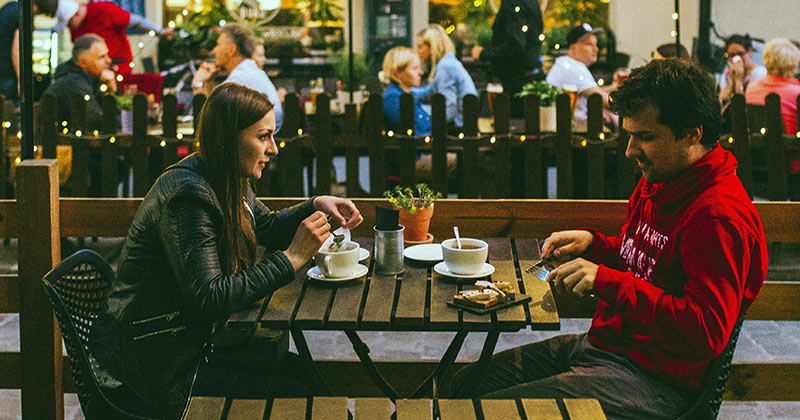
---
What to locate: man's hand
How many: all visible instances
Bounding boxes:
[471,45,484,61]
[546,258,598,297]
[283,211,330,270]
[541,230,594,259]
[313,196,364,230]
[99,69,118,92]
[192,62,219,87]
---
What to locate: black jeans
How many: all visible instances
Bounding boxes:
[441,333,690,420]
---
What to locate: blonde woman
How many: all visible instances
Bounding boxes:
[745,38,800,135]
[414,25,476,129]
[382,46,431,135]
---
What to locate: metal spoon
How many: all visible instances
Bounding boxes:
[454,226,462,249]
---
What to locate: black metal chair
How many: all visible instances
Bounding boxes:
[677,314,746,420]
[42,249,169,419]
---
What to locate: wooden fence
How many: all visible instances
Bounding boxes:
[1,91,798,201]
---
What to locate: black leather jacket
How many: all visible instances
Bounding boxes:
[90,153,314,418]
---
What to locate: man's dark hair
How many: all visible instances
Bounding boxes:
[72,34,104,62]
[220,23,256,58]
[656,43,690,60]
[609,59,721,147]
[725,34,753,51]
[34,0,58,17]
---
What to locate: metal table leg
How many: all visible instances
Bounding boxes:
[344,329,400,399]
[290,328,332,395]
[453,329,500,397]
[412,330,468,398]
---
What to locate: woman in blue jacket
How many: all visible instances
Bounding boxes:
[382,46,431,135]
[414,24,477,130]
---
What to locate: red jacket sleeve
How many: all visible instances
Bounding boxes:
[591,218,761,360]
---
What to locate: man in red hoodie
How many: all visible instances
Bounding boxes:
[444,59,768,419]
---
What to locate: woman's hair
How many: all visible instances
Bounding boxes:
[197,82,274,274]
[725,34,753,51]
[762,38,800,78]
[417,25,455,83]
[381,46,419,85]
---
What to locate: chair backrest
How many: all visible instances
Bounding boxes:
[746,104,766,134]
[677,314,746,420]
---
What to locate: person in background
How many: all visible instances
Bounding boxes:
[252,42,268,69]
[381,46,431,135]
[54,0,172,76]
[471,0,543,117]
[192,23,284,132]
[745,38,800,135]
[652,42,691,60]
[718,34,767,104]
[414,24,477,130]
[90,82,363,418]
[0,0,58,102]
[546,24,617,128]
[442,59,767,420]
[43,34,119,197]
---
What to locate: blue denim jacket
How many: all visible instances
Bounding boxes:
[413,52,477,128]
[383,83,432,135]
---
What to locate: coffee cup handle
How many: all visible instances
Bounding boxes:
[321,255,332,275]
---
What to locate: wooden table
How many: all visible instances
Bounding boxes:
[229,238,560,398]
[185,396,607,420]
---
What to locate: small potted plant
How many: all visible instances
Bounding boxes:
[516,80,561,132]
[384,183,442,243]
[115,94,135,133]
[331,51,370,105]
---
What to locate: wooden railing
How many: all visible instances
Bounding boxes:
[2,91,798,201]
[2,160,799,418]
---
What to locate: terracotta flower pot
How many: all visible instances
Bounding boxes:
[397,205,434,242]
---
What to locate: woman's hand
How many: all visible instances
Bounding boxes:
[541,230,594,259]
[283,211,330,270]
[313,196,364,230]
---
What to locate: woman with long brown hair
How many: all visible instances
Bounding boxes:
[90,82,362,418]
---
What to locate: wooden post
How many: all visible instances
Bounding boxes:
[586,94,604,198]
[314,93,333,195]
[366,97,386,197]
[730,94,754,196]
[398,93,416,187]
[101,95,119,197]
[0,97,7,198]
[280,93,304,197]
[493,93,511,198]
[430,93,447,196]
[17,159,63,420]
[765,93,787,200]
[555,93,573,198]
[131,94,149,197]
[523,95,544,198]
[161,94,180,169]
[461,94,480,198]
[69,95,89,197]
[344,104,362,197]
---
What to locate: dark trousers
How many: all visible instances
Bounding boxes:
[442,333,690,420]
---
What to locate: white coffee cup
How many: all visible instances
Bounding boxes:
[315,240,360,278]
[441,238,488,275]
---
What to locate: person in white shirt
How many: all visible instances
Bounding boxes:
[192,23,284,131]
[718,34,767,104]
[546,24,616,128]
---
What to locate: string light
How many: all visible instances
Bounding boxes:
[279,141,286,148]
[84,94,90,101]
[195,141,200,147]
[424,136,431,143]
[168,21,176,28]
[138,42,144,48]
[2,121,10,128]
[129,62,135,69]
[670,31,676,37]
[14,157,20,165]
[61,121,67,126]
[554,43,561,50]
[538,34,545,41]
[727,136,734,144]
[489,136,496,144]
[117,75,124,82]
[148,30,156,37]
[580,140,587,147]
[109,136,116,143]
[33,145,37,152]
[219,20,227,26]
[75,130,82,137]
[182,9,189,15]
[62,128,68,134]
[796,132,800,138]
[297,128,303,135]
[160,140,166,147]
[521,25,528,33]
[100,84,108,92]
[406,129,413,135]
[598,79,605,86]
[387,130,395,137]
[177,133,183,139]
[599,133,605,140]
[16,131,22,139]
[458,133,464,139]
[520,135,526,142]
[93,130,99,135]
[760,127,766,134]
[514,6,520,12]
[672,12,679,20]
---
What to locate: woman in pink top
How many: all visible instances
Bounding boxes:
[745,38,800,135]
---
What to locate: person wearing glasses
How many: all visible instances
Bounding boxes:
[718,34,767,103]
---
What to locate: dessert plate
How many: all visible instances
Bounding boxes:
[307,264,368,282]
[433,262,495,279]
[404,243,443,262]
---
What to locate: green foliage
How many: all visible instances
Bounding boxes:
[541,24,570,56]
[549,0,608,29]
[115,94,134,111]
[448,0,497,47]
[384,183,442,215]
[516,80,561,107]
[331,51,370,89]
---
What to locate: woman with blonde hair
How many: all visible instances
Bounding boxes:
[745,38,800,134]
[382,45,431,134]
[415,24,477,129]
[90,82,363,418]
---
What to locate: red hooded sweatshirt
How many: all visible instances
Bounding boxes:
[583,145,767,391]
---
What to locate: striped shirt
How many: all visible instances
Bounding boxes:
[225,59,284,131]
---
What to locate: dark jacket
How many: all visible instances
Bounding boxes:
[479,0,543,92]
[90,153,315,418]
[43,59,109,130]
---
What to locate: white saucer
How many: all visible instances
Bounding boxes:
[433,262,495,279]
[404,244,443,262]
[359,248,370,262]
[307,264,369,282]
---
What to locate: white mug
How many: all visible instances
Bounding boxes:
[441,238,488,275]
[315,240,360,278]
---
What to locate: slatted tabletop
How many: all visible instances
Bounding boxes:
[184,396,607,420]
[229,238,560,332]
